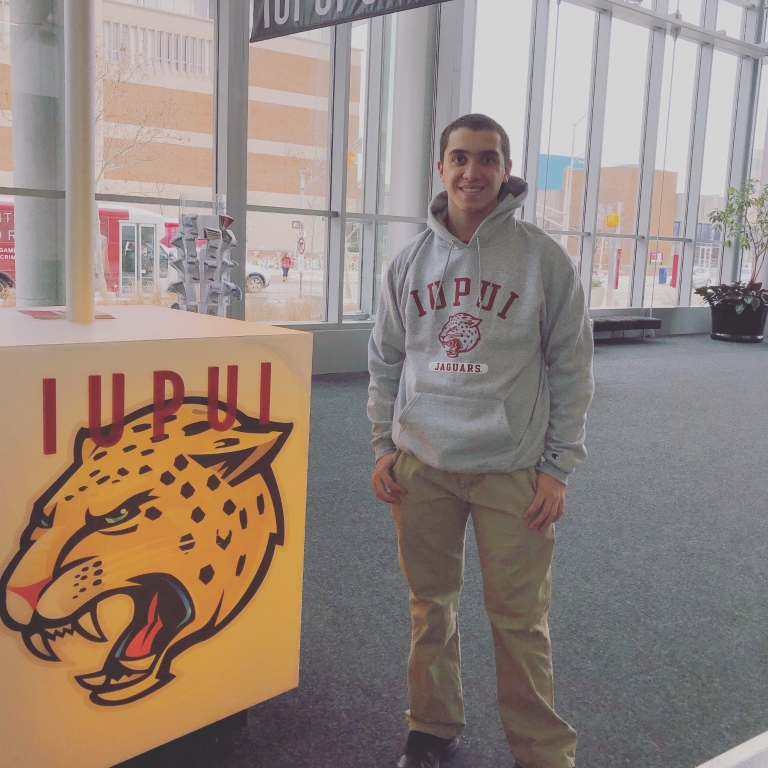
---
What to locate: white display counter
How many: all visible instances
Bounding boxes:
[0,305,312,767]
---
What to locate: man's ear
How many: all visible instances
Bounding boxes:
[437,159,444,182]
[504,159,513,181]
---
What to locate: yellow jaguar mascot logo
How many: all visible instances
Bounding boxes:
[0,397,292,706]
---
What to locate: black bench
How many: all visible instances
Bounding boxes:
[590,315,662,338]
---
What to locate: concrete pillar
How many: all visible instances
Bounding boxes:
[65,0,95,323]
[387,6,437,257]
[10,0,66,306]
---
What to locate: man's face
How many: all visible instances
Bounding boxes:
[438,128,513,219]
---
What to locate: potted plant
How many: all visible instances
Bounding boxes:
[695,179,768,342]
[590,275,605,308]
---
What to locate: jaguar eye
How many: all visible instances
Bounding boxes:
[93,491,158,530]
[38,504,57,529]
[105,508,130,525]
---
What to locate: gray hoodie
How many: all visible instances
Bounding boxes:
[367,176,594,484]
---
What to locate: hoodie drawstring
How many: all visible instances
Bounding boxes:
[474,236,482,311]
[437,238,456,304]
[436,236,483,312]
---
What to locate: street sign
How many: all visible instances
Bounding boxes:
[296,233,306,273]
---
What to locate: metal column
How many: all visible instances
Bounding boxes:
[64,0,96,323]
[521,0,550,225]
[677,0,716,307]
[721,3,761,284]
[579,9,612,297]
[214,0,249,321]
[326,23,352,324]
[631,19,667,308]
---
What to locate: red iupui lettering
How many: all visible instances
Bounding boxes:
[497,290,520,320]
[454,277,470,306]
[428,281,447,310]
[88,374,125,448]
[477,280,501,311]
[152,370,185,441]
[42,378,56,455]
[208,366,238,431]
[260,362,272,425]
[410,289,427,317]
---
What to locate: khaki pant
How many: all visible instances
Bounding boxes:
[390,450,577,768]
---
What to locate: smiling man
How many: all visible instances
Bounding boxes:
[367,114,594,768]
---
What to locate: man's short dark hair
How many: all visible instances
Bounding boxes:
[439,114,511,166]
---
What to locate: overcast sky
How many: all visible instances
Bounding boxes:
[471,0,763,197]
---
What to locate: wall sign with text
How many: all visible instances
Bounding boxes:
[251,0,449,42]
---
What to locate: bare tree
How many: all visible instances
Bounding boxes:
[93,46,189,299]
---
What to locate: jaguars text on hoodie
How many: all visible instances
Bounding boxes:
[367,176,595,485]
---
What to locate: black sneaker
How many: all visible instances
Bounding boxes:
[395,730,460,768]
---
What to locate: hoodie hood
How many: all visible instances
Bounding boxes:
[427,175,529,246]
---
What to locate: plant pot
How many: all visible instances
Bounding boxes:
[591,286,605,308]
[710,304,768,343]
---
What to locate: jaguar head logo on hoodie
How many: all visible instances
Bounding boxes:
[439,313,483,358]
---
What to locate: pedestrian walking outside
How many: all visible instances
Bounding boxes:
[367,113,594,768]
[281,252,292,281]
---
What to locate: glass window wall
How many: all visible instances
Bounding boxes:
[691,49,738,302]
[472,0,534,175]
[750,62,768,185]
[247,28,332,322]
[244,212,326,323]
[0,2,216,308]
[347,21,368,215]
[591,237,636,308]
[537,1,595,254]
[2,0,766,323]
[95,2,214,306]
[645,37,698,307]
[715,0,743,39]
[588,20,649,308]
[469,0,764,312]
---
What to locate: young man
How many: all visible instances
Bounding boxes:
[367,114,594,768]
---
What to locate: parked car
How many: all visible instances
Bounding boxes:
[692,267,711,289]
[245,262,271,293]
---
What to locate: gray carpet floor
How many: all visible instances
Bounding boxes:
[119,334,768,768]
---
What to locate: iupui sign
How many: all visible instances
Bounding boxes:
[0,306,312,768]
[251,0,450,42]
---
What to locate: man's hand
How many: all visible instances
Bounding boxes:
[372,452,407,504]
[523,471,566,532]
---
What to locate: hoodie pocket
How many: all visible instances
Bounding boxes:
[396,391,515,470]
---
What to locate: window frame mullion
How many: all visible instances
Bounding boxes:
[579,8,612,299]
[521,0,551,225]
[631,21,667,308]
[326,22,352,325]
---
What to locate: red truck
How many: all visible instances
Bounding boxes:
[0,199,177,295]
